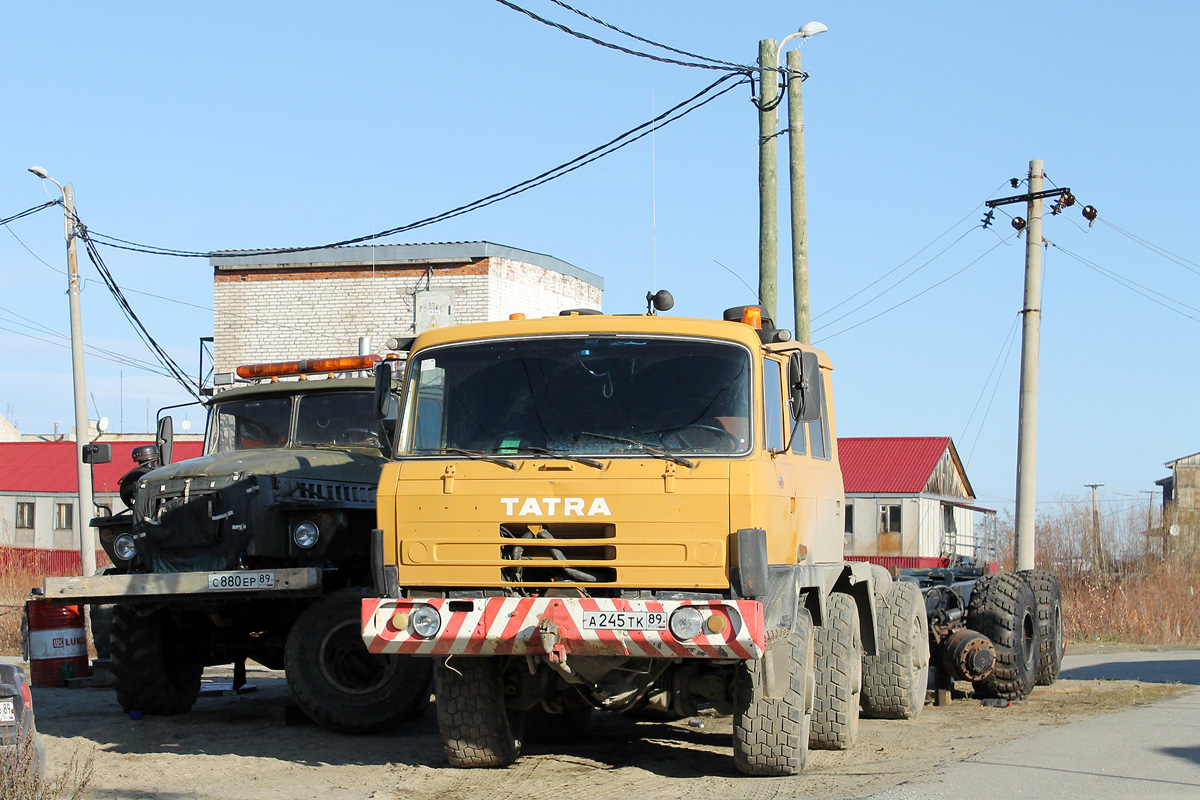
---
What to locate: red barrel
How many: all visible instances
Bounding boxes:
[25,600,88,687]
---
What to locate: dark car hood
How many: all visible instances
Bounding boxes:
[145,447,385,485]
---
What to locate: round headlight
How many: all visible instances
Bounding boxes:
[293,520,320,549]
[669,606,705,641]
[410,604,442,638]
[113,533,137,561]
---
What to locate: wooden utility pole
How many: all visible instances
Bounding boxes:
[758,38,779,323]
[1085,482,1104,573]
[787,48,810,343]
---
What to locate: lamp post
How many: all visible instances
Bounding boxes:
[780,21,827,344]
[28,166,96,577]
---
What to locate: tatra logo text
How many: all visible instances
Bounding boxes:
[501,497,611,517]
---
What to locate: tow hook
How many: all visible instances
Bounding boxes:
[537,618,569,665]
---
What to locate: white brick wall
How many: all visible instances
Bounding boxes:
[213,255,601,374]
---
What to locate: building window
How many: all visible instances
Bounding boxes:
[943,505,957,535]
[844,503,854,551]
[55,502,74,530]
[879,503,901,535]
[16,502,34,529]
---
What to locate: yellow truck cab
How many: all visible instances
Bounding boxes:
[362,304,929,775]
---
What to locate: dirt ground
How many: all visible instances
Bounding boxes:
[25,659,1184,800]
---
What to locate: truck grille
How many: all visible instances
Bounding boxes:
[281,478,376,507]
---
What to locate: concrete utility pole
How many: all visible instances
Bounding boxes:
[758,38,779,323]
[786,47,810,344]
[1085,482,1104,573]
[29,167,97,577]
[1013,159,1045,573]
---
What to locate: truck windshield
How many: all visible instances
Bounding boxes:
[404,336,752,457]
[208,391,382,453]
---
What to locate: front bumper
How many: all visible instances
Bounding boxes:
[42,568,324,604]
[361,596,765,660]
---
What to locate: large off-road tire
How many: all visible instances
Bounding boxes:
[1018,569,1064,686]
[435,657,524,768]
[861,580,929,720]
[110,605,202,715]
[810,592,862,750]
[284,589,433,734]
[967,572,1039,701]
[733,612,815,776]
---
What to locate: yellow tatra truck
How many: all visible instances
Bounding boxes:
[361,302,930,775]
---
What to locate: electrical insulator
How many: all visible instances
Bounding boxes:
[981,209,995,228]
[1010,178,1020,188]
[1060,191,1076,207]
[1082,205,1098,222]
[1011,216,1027,232]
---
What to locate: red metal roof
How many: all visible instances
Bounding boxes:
[838,436,952,494]
[0,440,204,494]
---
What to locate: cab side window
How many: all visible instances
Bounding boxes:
[762,359,785,451]
[807,369,830,460]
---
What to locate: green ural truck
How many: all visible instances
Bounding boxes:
[43,354,430,733]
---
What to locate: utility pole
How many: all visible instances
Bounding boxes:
[1140,489,1157,559]
[1085,482,1104,573]
[787,47,810,343]
[63,185,96,577]
[1013,159,1045,573]
[758,38,779,323]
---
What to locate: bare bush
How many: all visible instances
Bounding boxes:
[984,494,1200,645]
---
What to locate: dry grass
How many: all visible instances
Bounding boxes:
[988,497,1200,646]
[1,729,94,800]
[0,552,44,657]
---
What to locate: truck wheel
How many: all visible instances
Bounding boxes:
[1018,569,1064,686]
[732,611,815,776]
[284,589,433,734]
[435,656,524,768]
[810,592,861,750]
[967,572,1039,700]
[861,580,929,720]
[110,605,202,715]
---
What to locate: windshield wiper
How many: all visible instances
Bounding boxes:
[578,432,695,468]
[509,445,604,470]
[439,447,518,470]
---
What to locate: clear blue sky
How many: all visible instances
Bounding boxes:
[3,1,1197,513]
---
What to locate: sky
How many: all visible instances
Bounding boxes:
[3,0,1198,515]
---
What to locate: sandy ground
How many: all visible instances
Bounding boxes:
[20,657,1184,800]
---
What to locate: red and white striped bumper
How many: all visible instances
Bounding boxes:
[361,596,765,660]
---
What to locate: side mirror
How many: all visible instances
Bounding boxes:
[788,351,822,423]
[157,415,175,465]
[374,362,394,420]
[82,442,112,465]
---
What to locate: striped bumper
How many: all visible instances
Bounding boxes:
[361,596,765,660]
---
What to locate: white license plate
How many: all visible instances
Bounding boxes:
[0,698,14,723]
[207,571,275,590]
[582,610,668,631]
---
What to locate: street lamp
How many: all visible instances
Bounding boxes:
[779,21,827,345]
[28,166,97,577]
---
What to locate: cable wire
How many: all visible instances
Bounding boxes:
[493,0,752,71]
[87,72,747,260]
[1046,238,1200,324]
[0,200,60,227]
[547,0,745,68]
[813,234,1016,343]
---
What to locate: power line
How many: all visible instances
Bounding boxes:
[965,313,1021,469]
[1047,238,1200,324]
[1099,217,1200,277]
[546,0,745,68]
[86,72,748,260]
[0,200,59,227]
[813,233,1016,343]
[4,224,64,274]
[494,0,751,71]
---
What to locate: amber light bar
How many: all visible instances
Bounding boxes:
[236,354,381,379]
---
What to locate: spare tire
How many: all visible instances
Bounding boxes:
[1018,569,1064,685]
[966,573,1039,700]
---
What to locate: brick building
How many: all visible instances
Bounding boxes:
[210,242,603,373]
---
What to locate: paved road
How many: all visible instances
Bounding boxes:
[870,650,1200,799]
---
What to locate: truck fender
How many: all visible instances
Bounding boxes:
[836,563,879,657]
